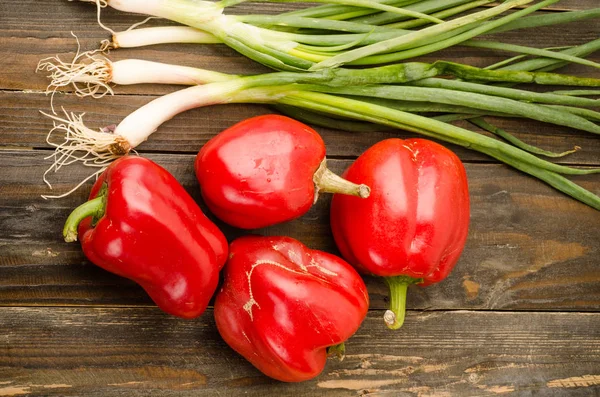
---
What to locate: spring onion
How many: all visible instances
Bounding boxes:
[41,62,600,206]
[78,0,573,71]
[40,0,600,209]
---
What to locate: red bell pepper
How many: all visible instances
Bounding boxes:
[63,156,228,319]
[214,235,369,382]
[330,138,470,329]
[195,114,370,229]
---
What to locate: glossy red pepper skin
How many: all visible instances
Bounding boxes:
[214,235,369,382]
[330,138,470,328]
[195,115,368,229]
[71,156,228,319]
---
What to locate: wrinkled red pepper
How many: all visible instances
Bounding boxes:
[214,235,369,382]
[195,114,370,229]
[63,156,228,319]
[330,138,470,329]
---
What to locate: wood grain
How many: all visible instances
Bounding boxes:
[1,0,599,94]
[1,0,599,395]
[2,91,600,165]
[1,150,598,310]
[1,1,599,164]
[0,307,599,396]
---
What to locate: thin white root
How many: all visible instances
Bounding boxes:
[41,168,106,200]
[99,38,115,52]
[37,51,113,99]
[41,109,126,196]
[69,0,114,32]
[89,0,116,35]
[99,16,161,52]
[126,16,160,31]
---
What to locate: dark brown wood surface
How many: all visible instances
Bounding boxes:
[1,0,599,395]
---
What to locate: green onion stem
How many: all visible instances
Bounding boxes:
[484,46,574,70]
[221,36,310,71]
[491,8,600,34]
[311,0,536,68]
[380,0,494,29]
[274,104,395,131]
[280,0,416,18]
[412,78,600,106]
[352,0,479,25]
[432,113,483,122]
[469,117,580,158]
[463,40,600,70]
[236,15,397,33]
[550,89,600,97]
[385,0,494,29]
[500,38,600,72]
[338,0,558,67]
[346,97,512,118]
[478,149,600,211]
[276,90,599,175]
[292,23,475,59]
[431,61,600,87]
[299,84,600,135]
[543,106,600,123]
[272,91,600,208]
[271,0,445,24]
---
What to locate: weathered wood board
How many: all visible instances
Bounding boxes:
[0,0,599,395]
[1,151,599,311]
[0,308,599,396]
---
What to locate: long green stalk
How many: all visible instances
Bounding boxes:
[221,35,311,71]
[463,40,600,70]
[337,0,557,66]
[491,8,600,34]
[478,149,600,211]
[299,84,600,135]
[280,0,416,18]
[293,23,476,60]
[341,97,511,116]
[299,61,600,88]
[310,0,537,69]
[551,89,600,97]
[275,104,396,131]
[352,0,478,25]
[543,106,600,122]
[412,78,600,107]
[385,0,494,29]
[271,91,600,209]
[276,91,599,178]
[430,61,600,87]
[500,38,600,72]
[237,14,397,32]
[273,90,598,175]
[469,117,579,158]
[267,0,445,23]
[484,46,573,70]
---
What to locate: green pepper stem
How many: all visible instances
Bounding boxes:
[327,342,346,361]
[383,275,422,330]
[313,159,370,203]
[63,195,106,243]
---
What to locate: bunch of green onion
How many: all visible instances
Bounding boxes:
[39,0,600,209]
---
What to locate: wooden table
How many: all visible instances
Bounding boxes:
[1,1,599,395]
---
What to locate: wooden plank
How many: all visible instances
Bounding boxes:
[2,91,600,165]
[0,307,598,396]
[1,150,598,310]
[1,1,598,163]
[1,1,599,93]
